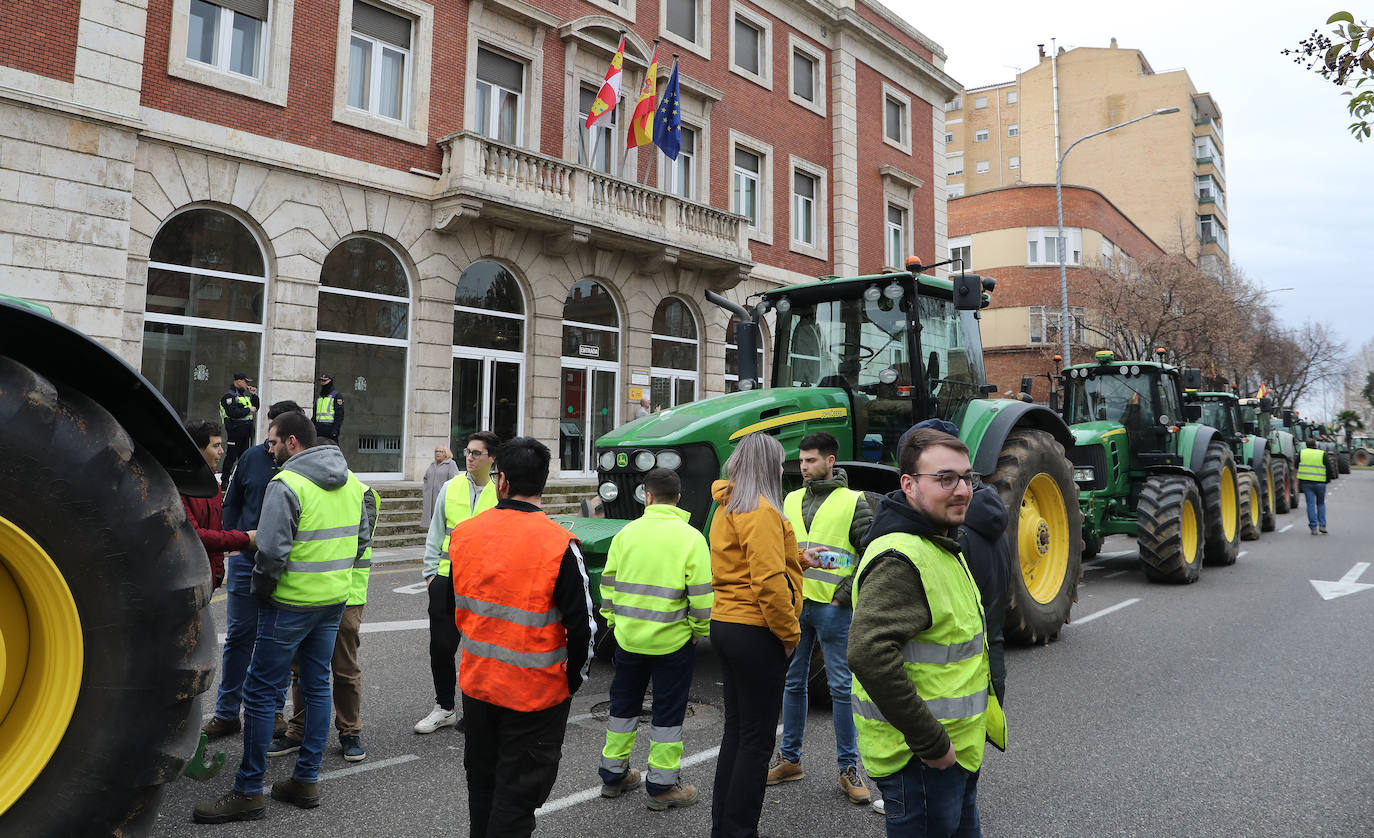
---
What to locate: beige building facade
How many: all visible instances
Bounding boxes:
[945,41,1227,274]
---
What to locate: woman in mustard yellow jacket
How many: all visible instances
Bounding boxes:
[708,432,804,838]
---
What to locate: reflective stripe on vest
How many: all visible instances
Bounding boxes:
[437,474,498,577]
[784,485,860,604]
[220,393,253,423]
[598,504,713,655]
[315,395,335,423]
[1297,448,1327,483]
[348,485,380,606]
[451,507,576,712]
[850,531,1006,777]
[271,469,365,607]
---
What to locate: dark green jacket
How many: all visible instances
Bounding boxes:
[793,468,873,608]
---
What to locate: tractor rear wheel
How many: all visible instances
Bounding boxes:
[0,357,213,835]
[1259,454,1276,533]
[1338,452,1351,474]
[1081,532,1102,560]
[990,429,1083,645]
[1137,475,1204,583]
[1354,448,1371,467]
[1272,460,1291,514]
[1239,471,1261,542]
[1200,441,1241,567]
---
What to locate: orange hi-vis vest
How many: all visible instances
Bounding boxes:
[450,507,577,712]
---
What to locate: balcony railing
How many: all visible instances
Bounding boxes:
[435,131,749,266]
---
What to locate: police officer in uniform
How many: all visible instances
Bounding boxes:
[219,372,259,478]
[313,373,345,443]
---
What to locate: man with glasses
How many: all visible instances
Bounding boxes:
[848,428,1005,836]
[414,431,501,734]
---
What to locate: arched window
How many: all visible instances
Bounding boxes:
[142,207,266,423]
[314,237,411,476]
[725,315,765,392]
[560,279,620,476]
[650,297,698,409]
[452,261,526,443]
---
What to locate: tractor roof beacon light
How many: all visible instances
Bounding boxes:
[1095,350,1114,364]
[905,256,925,274]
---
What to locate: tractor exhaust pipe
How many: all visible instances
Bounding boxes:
[706,290,763,390]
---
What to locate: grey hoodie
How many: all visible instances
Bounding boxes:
[252,444,372,609]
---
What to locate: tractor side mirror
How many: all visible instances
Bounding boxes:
[1185,404,1203,422]
[1049,390,1060,412]
[1283,409,1294,425]
[953,273,983,310]
[1182,368,1203,390]
[1020,375,1034,397]
[1243,421,1258,435]
[1259,396,1274,413]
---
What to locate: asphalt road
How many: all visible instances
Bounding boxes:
[151,472,1374,837]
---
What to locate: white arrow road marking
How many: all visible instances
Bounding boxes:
[393,581,429,595]
[1310,562,1374,601]
[217,618,428,645]
[1071,598,1141,626]
[1280,524,1293,533]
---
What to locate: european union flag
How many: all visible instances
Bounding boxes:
[653,61,682,160]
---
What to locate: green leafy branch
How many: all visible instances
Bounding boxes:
[1284,12,1374,140]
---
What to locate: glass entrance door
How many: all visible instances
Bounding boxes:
[560,364,617,475]
[452,354,523,443]
[650,373,696,410]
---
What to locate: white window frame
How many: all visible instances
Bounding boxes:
[788,155,827,259]
[660,0,709,58]
[577,81,618,174]
[975,160,989,174]
[1008,155,1019,169]
[1027,226,1083,266]
[474,47,526,147]
[169,0,294,105]
[1029,305,1086,345]
[884,203,907,270]
[787,34,825,116]
[1008,123,1018,137]
[973,95,988,109]
[332,0,433,145]
[729,3,772,90]
[347,30,412,123]
[944,132,953,144]
[730,130,773,245]
[881,83,912,155]
[947,153,963,176]
[1100,236,1114,271]
[1006,90,1017,104]
[186,1,266,79]
[663,123,698,200]
[580,0,635,22]
[974,128,988,142]
[944,96,962,111]
[948,235,971,272]
[946,183,965,198]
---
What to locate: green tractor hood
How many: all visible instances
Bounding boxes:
[598,386,853,453]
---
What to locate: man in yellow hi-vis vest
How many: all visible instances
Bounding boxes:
[194,411,371,823]
[414,431,500,734]
[847,428,1005,836]
[767,432,873,805]
[1298,439,1329,534]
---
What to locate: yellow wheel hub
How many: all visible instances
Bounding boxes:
[1265,469,1275,515]
[1248,482,1260,528]
[0,514,83,815]
[1018,473,1070,605]
[1219,467,1238,542]
[1181,497,1199,563]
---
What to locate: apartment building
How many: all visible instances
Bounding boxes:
[945,40,1227,274]
[948,183,1164,402]
[0,0,958,479]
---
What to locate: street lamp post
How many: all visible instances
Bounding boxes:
[1056,106,1180,364]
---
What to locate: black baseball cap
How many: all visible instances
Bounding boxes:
[318,372,333,380]
[233,372,251,382]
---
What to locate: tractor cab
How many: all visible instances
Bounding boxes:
[1061,351,1192,478]
[1188,391,1251,464]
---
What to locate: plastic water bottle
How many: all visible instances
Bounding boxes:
[819,550,850,570]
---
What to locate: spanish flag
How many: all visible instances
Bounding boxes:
[585,36,624,130]
[627,42,660,148]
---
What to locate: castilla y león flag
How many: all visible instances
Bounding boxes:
[585,36,625,130]
[627,43,660,148]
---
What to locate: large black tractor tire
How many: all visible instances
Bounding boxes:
[1338,452,1351,474]
[1199,440,1241,567]
[1354,448,1371,467]
[1081,531,1102,560]
[1272,459,1291,514]
[1258,453,1277,533]
[1137,475,1204,583]
[1239,471,1261,542]
[0,357,214,836]
[989,429,1083,646]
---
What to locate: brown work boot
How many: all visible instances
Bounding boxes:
[647,782,699,811]
[840,765,871,804]
[192,791,266,823]
[765,753,804,785]
[601,767,642,798]
[201,715,241,739]
[271,777,321,809]
[274,712,287,736]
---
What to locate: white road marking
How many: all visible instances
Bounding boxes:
[319,754,421,781]
[393,581,429,595]
[216,618,428,645]
[1280,524,1293,533]
[1238,551,1249,558]
[567,712,597,724]
[1310,562,1374,601]
[1072,598,1141,626]
[535,724,784,817]
[1103,570,1127,579]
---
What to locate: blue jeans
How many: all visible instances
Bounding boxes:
[1303,483,1327,530]
[213,552,287,721]
[234,601,345,795]
[780,599,858,769]
[874,759,981,837]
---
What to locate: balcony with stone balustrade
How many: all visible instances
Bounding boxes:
[433,131,752,282]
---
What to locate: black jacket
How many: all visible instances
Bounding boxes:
[313,384,345,437]
[958,486,1011,614]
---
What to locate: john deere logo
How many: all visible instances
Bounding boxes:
[616,452,628,468]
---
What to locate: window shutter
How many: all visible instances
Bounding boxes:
[353,1,411,48]
[478,48,524,92]
[217,0,269,21]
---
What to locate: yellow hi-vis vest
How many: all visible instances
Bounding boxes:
[348,485,381,606]
[599,504,713,655]
[220,393,253,424]
[1297,447,1327,483]
[784,486,860,604]
[851,531,1006,777]
[437,473,498,577]
[271,469,366,608]
[315,395,336,423]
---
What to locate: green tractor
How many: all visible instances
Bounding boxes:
[1060,351,1241,583]
[1186,391,1276,539]
[558,264,1084,645]
[1239,397,1296,515]
[1349,433,1374,467]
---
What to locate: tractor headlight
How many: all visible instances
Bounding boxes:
[655,449,683,470]
[598,482,619,502]
[737,378,755,390]
[634,483,647,504]
[598,451,616,472]
[632,450,657,472]
[1073,467,1096,483]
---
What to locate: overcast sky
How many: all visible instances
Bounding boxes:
[887,1,1365,411]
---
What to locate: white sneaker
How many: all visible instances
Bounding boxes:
[872,797,885,814]
[413,704,457,734]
